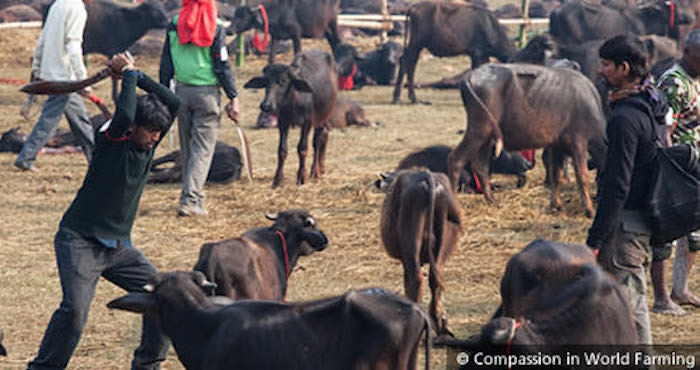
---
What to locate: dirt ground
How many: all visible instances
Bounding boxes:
[0,24,697,370]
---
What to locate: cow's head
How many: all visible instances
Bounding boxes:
[107,271,218,315]
[140,0,169,29]
[265,209,328,255]
[333,43,359,78]
[639,0,694,40]
[378,41,403,66]
[244,64,313,114]
[229,5,263,34]
[0,127,26,153]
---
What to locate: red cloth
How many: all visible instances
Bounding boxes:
[337,64,357,91]
[519,149,535,166]
[177,0,217,47]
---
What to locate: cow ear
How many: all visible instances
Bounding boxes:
[244,77,268,89]
[291,79,313,93]
[107,293,159,315]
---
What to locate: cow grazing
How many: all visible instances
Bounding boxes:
[447,63,607,217]
[392,1,516,104]
[353,41,403,88]
[549,0,693,46]
[194,209,328,300]
[148,141,242,185]
[108,271,431,370]
[437,239,637,355]
[244,50,338,188]
[228,0,342,63]
[395,145,532,192]
[378,169,462,338]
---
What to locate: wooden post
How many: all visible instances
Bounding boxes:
[236,0,246,67]
[380,0,388,43]
[518,0,531,48]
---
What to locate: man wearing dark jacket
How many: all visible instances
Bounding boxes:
[586,35,669,345]
[28,54,181,370]
[159,0,239,217]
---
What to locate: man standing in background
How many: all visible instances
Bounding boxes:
[652,29,700,316]
[160,0,240,217]
[15,0,95,172]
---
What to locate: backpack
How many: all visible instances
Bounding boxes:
[640,97,700,244]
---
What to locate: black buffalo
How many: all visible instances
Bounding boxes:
[437,239,638,358]
[549,0,693,45]
[447,64,607,217]
[353,41,403,88]
[228,0,342,63]
[392,1,516,104]
[148,141,242,185]
[244,50,338,188]
[108,271,431,370]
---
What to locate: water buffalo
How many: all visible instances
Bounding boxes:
[193,209,328,300]
[228,0,342,63]
[395,145,532,192]
[148,141,242,185]
[327,97,372,129]
[353,41,403,88]
[378,169,462,339]
[549,0,693,45]
[244,50,338,188]
[414,34,556,89]
[107,271,431,370]
[392,1,516,104]
[436,239,638,354]
[447,63,607,217]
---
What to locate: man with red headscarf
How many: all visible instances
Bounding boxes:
[160,0,239,217]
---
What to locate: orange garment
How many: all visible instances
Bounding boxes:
[177,0,217,47]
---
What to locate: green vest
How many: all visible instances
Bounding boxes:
[168,15,218,86]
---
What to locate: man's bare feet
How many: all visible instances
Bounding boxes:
[671,292,700,307]
[652,299,687,316]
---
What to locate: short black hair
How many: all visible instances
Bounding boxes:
[134,94,171,132]
[599,34,649,81]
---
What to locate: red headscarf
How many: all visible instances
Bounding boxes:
[177,0,217,47]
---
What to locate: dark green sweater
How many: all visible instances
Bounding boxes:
[60,70,181,241]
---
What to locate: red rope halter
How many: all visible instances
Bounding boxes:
[252,4,270,54]
[275,230,290,283]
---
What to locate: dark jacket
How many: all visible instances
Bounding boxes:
[586,89,668,248]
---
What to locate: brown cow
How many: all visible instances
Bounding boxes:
[244,50,338,188]
[392,1,516,104]
[193,209,328,300]
[378,169,462,339]
[108,271,431,370]
[327,97,372,129]
[436,239,638,356]
[447,63,607,217]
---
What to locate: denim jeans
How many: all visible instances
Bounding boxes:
[27,228,169,370]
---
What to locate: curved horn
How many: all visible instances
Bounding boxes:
[143,283,155,293]
[201,280,218,290]
[265,212,279,220]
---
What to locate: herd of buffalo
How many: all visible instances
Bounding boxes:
[1,0,697,367]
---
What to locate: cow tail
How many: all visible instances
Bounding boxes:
[402,9,411,53]
[463,78,503,158]
[426,174,443,295]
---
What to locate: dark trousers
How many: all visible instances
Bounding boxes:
[28,228,169,370]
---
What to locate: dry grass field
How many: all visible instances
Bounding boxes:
[0,24,697,370]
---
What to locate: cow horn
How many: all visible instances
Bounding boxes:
[200,280,217,290]
[143,283,155,293]
[494,139,503,158]
[265,212,279,220]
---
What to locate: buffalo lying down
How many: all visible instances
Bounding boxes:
[437,239,638,361]
[148,141,242,185]
[108,271,431,370]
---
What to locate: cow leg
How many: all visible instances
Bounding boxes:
[404,49,423,104]
[547,147,565,212]
[292,37,302,56]
[399,205,425,303]
[311,126,329,178]
[392,46,421,104]
[272,125,289,188]
[472,145,496,205]
[571,142,594,218]
[324,19,341,52]
[297,123,311,185]
[447,136,484,193]
[268,38,279,64]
